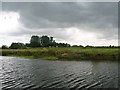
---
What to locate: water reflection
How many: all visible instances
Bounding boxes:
[0,57,2,90]
[0,56,119,90]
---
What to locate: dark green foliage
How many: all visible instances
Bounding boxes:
[41,35,50,47]
[57,43,70,47]
[85,45,94,48]
[49,40,57,47]
[72,45,78,47]
[10,42,26,49]
[50,37,53,43]
[4,35,119,49]
[25,43,31,47]
[79,45,84,47]
[72,45,83,47]
[28,35,70,47]
[30,35,41,47]
[2,45,9,49]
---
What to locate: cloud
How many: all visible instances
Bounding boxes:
[2,2,118,28]
[1,2,118,46]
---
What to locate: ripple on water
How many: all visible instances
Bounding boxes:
[1,56,119,90]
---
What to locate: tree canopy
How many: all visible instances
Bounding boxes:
[3,35,118,49]
[41,35,50,47]
[28,35,70,47]
[30,36,40,47]
[10,42,26,49]
[7,35,85,49]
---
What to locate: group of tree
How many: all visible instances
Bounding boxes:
[9,43,26,49]
[26,35,71,48]
[1,45,9,49]
[1,35,119,49]
[4,35,71,49]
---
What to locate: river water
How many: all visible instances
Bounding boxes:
[0,56,119,90]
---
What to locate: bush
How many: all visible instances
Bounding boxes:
[10,42,26,49]
[2,45,9,49]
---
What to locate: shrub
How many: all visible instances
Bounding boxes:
[2,45,9,49]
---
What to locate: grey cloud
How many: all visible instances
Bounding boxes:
[2,2,117,28]
[2,2,118,41]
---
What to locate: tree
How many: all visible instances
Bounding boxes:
[30,35,41,47]
[50,37,53,43]
[25,43,31,47]
[25,35,71,47]
[40,35,50,47]
[57,43,70,47]
[72,45,78,47]
[10,42,26,49]
[85,45,93,48]
[79,45,84,47]
[51,40,57,47]
[2,45,9,49]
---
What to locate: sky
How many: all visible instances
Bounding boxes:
[0,1,119,47]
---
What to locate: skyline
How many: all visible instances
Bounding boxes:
[0,2,118,47]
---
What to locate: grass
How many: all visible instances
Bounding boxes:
[1,47,119,61]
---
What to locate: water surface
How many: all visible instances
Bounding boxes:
[0,56,119,90]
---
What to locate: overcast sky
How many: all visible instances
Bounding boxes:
[0,2,118,46]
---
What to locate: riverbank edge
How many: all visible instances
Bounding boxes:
[1,47,119,61]
[2,55,120,62]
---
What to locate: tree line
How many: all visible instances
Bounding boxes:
[2,35,71,49]
[1,35,119,49]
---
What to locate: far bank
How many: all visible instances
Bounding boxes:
[1,47,119,61]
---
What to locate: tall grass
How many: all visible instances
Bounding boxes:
[1,47,119,61]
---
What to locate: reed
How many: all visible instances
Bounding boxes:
[1,47,119,61]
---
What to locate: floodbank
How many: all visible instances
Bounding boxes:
[1,47,119,61]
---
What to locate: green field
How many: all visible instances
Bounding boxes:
[1,47,119,61]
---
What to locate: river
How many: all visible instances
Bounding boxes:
[0,56,119,90]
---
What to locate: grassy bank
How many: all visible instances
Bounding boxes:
[1,47,119,61]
